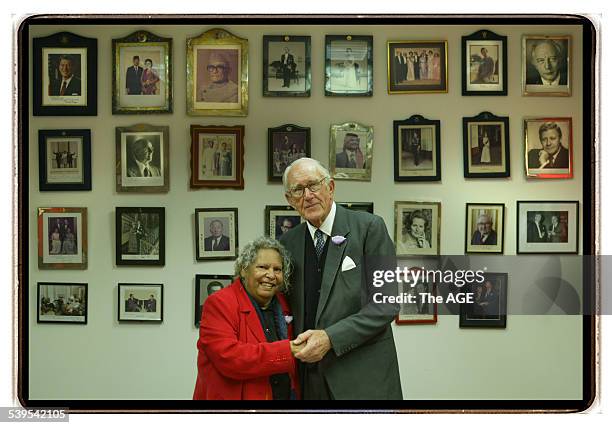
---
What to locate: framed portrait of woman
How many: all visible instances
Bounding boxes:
[394,201,441,256]
[461,29,507,96]
[462,111,510,178]
[37,207,87,269]
[393,115,441,182]
[325,35,373,97]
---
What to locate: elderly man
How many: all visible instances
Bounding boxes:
[204,219,230,251]
[126,138,160,177]
[527,39,567,86]
[527,122,570,169]
[199,51,239,103]
[49,55,81,96]
[471,213,497,245]
[279,157,402,400]
[335,133,364,169]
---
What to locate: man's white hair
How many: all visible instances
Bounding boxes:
[282,157,331,192]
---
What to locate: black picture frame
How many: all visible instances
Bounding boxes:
[393,115,441,182]
[195,208,239,261]
[117,283,163,322]
[263,35,311,97]
[459,272,507,328]
[516,200,579,254]
[464,203,505,254]
[194,274,234,327]
[115,207,165,266]
[461,29,508,96]
[267,124,311,182]
[325,35,373,97]
[462,111,510,178]
[38,129,91,191]
[33,32,97,116]
[338,202,374,214]
[37,282,88,324]
[264,205,303,240]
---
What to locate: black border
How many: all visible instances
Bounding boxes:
[459,272,508,328]
[393,114,442,182]
[461,29,508,96]
[194,274,234,327]
[36,282,88,325]
[462,111,511,178]
[267,123,311,182]
[194,207,239,261]
[117,283,164,323]
[464,203,506,254]
[263,35,312,97]
[38,129,91,191]
[115,207,166,266]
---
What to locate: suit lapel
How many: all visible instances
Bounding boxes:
[287,224,306,333]
[235,283,267,343]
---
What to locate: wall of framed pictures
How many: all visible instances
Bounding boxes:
[26,21,586,401]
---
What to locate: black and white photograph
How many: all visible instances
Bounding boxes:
[394,115,441,182]
[524,117,573,179]
[118,283,163,322]
[38,207,87,269]
[462,30,507,96]
[38,129,91,191]
[195,208,238,260]
[394,201,440,256]
[37,282,87,324]
[268,124,310,182]
[329,122,373,181]
[523,35,571,96]
[395,266,437,325]
[263,35,311,97]
[387,41,447,94]
[194,274,233,326]
[517,201,579,254]
[465,203,505,254]
[463,112,510,178]
[338,202,374,214]
[460,273,507,328]
[264,205,303,240]
[115,207,165,266]
[325,35,373,96]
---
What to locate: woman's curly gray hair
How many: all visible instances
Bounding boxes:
[234,236,293,292]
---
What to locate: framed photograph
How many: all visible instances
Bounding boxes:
[186,28,248,116]
[118,283,163,322]
[395,266,437,325]
[37,282,87,324]
[393,115,441,182]
[329,122,373,181]
[112,30,173,114]
[195,208,238,261]
[524,117,573,179]
[387,40,447,94]
[190,125,244,189]
[460,272,507,328]
[37,207,87,270]
[325,35,373,96]
[38,129,91,191]
[338,202,374,214]
[263,35,311,97]
[516,201,579,254]
[394,201,441,256]
[115,207,165,266]
[462,111,510,178]
[33,32,97,116]
[522,35,571,96]
[461,29,507,96]
[465,203,505,254]
[264,205,304,240]
[115,124,170,193]
[268,124,311,182]
[194,274,233,327]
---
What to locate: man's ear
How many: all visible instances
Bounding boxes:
[328,179,335,196]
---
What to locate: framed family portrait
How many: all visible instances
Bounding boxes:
[461,29,507,96]
[263,35,311,97]
[264,205,303,240]
[38,129,91,191]
[465,203,505,254]
[112,30,173,114]
[115,207,165,266]
[395,266,437,325]
[393,115,441,182]
[394,201,441,256]
[186,28,248,116]
[338,202,374,214]
[194,274,233,327]
[37,282,87,324]
[268,124,311,182]
[118,283,163,322]
[516,201,579,254]
[524,117,573,179]
[190,125,244,189]
[115,124,170,193]
[325,35,373,96]
[329,122,373,181]
[33,31,97,116]
[387,40,447,94]
[195,208,238,261]
[459,272,507,328]
[522,35,571,96]
[462,111,510,178]
[37,207,87,270]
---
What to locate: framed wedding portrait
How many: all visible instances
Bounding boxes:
[263,35,311,97]
[112,30,173,114]
[116,124,170,193]
[325,35,373,96]
[190,125,244,188]
[37,207,87,270]
[516,201,579,254]
[522,35,571,96]
[118,283,163,322]
[461,29,507,96]
[465,203,505,254]
[115,207,165,266]
[194,274,233,326]
[38,129,91,191]
[187,28,248,116]
[264,205,303,240]
[268,124,311,182]
[395,266,437,325]
[393,115,441,182]
[329,122,373,181]
[459,272,507,328]
[37,282,87,324]
[394,201,441,256]
[524,117,573,179]
[462,111,510,178]
[195,208,238,261]
[387,40,447,94]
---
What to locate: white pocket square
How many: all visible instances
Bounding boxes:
[341,256,357,272]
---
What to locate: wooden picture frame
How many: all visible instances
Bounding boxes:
[325,35,373,96]
[459,272,507,328]
[387,40,447,94]
[264,205,304,240]
[195,208,238,261]
[194,274,234,327]
[522,35,571,96]
[38,129,91,191]
[115,207,165,266]
[118,283,163,322]
[394,201,441,256]
[393,115,441,182]
[268,124,311,182]
[465,203,505,254]
[329,122,373,181]
[37,282,87,324]
[462,111,510,178]
[263,35,311,97]
[524,117,573,179]
[37,207,87,270]
[461,29,507,96]
[516,201,579,254]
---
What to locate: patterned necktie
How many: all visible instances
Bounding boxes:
[60,81,67,96]
[314,229,325,260]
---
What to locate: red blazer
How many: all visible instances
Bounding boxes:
[193,278,299,400]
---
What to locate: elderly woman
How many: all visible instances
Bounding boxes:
[193,236,302,400]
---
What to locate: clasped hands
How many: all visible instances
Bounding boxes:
[289,329,331,363]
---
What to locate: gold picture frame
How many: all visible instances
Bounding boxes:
[522,35,571,97]
[387,40,448,94]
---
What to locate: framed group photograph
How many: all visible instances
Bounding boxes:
[112,30,173,114]
[395,266,437,325]
[115,124,170,193]
[187,28,248,116]
[33,31,97,116]
[329,122,373,181]
[264,205,303,240]
[394,201,441,256]
[190,125,244,189]
[459,272,507,328]
[387,40,447,94]
[522,35,571,96]
[37,282,87,324]
[393,115,441,182]
[465,203,505,254]
[38,129,91,191]
[338,202,374,214]
[37,207,87,269]
[462,111,510,178]
[194,274,233,327]
[524,117,573,179]
[263,35,311,97]
[268,124,311,182]
[461,29,507,96]
[325,35,373,96]
[516,201,579,254]
[195,208,238,261]
[118,283,163,322]
[115,207,165,266]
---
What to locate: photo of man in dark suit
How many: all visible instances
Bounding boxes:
[526,39,568,86]
[125,55,144,95]
[471,213,498,245]
[527,122,570,169]
[280,47,296,88]
[48,55,81,96]
[203,219,230,251]
[126,138,161,177]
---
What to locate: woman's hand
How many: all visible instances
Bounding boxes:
[290,341,305,356]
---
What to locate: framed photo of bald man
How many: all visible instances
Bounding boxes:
[522,35,571,96]
[524,117,573,179]
[329,122,373,181]
[465,203,505,254]
[187,28,248,116]
[195,208,238,261]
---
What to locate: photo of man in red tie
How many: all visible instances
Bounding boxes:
[49,55,82,96]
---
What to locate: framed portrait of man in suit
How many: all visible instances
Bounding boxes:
[264,205,304,241]
[117,283,163,322]
[194,274,233,327]
[465,203,505,254]
[395,264,438,325]
[329,122,373,181]
[524,117,573,179]
[325,35,373,96]
[263,35,311,97]
[459,272,507,328]
[516,201,579,254]
[115,207,165,266]
[522,35,571,96]
[195,208,238,261]
[37,207,87,270]
[461,29,507,96]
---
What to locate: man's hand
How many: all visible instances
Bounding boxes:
[538,150,550,167]
[293,329,332,363]
[290,340,305,356]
